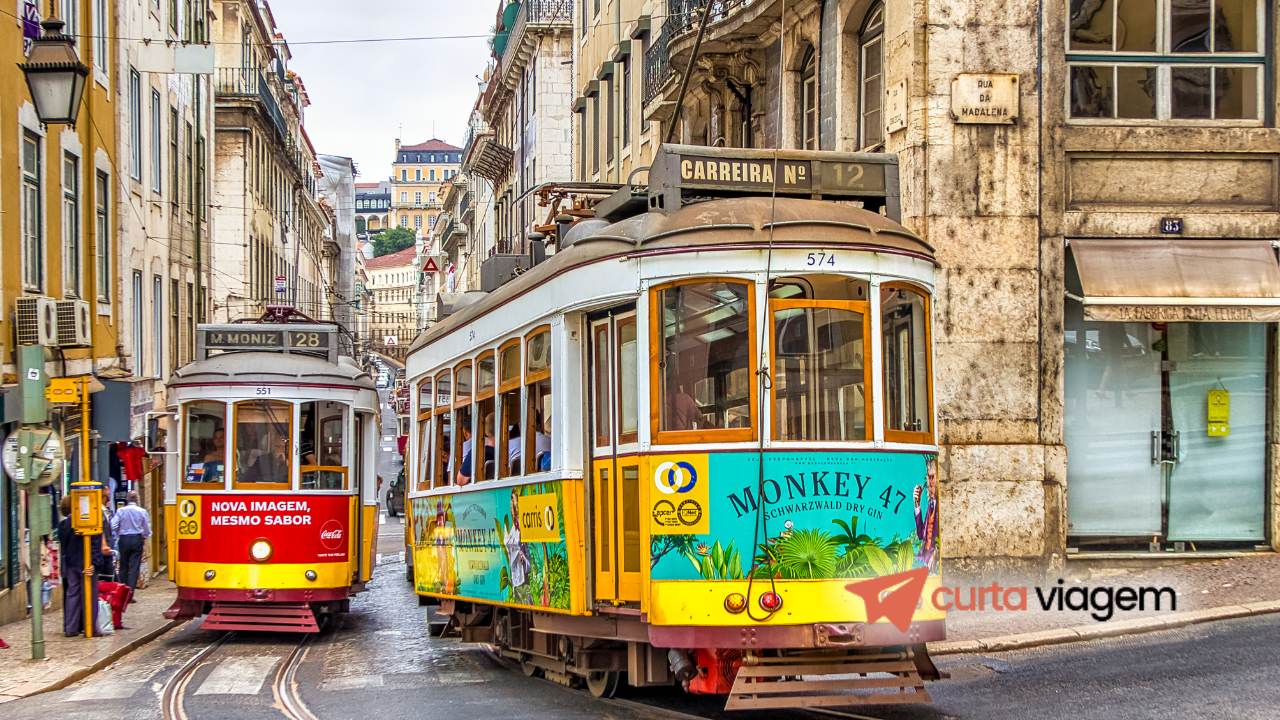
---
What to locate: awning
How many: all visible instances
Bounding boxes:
[1070,239,1280,322]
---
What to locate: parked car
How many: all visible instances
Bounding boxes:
[386,469,405,517]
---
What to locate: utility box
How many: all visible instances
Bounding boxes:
[480,254,531,292]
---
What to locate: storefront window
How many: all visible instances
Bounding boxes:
[183,400,227,487]
[881,284,932,442]
[654,280,753,440]
[232,399,293,489]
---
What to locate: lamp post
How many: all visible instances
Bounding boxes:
[19,7,89,126]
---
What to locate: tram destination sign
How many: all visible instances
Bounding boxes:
[648,144,901,221]
[198,324,338,362]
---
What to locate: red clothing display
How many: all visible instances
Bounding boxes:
[116,444,146,481]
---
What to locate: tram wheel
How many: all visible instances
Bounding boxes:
[584,670,621,698]
[520,656,542,678]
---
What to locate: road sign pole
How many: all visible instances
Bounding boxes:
[79,379,93,639]
[21,429,45,660]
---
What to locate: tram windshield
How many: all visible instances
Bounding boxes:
[656,280,752,435]
[300,400,348,490]
[184,400,227,487]
[233,399,294,489]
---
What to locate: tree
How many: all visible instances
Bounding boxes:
[372,227,415,257]
[355,216,367,234]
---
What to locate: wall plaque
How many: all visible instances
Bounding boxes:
[886,79,908,134]
[951,73,1019,124]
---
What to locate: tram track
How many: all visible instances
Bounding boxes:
[160,630,317,720]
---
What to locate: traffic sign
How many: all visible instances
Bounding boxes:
[422,256,441,273]
[275,275,287,294]
[384,335,398,346]
[3,428,65,488]
[45,377,82,404]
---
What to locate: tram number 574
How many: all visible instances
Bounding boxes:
[806,251,837,267]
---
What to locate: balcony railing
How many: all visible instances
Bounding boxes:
[215,68,287,141]
[500,0,574,74]
[643,31,672,107]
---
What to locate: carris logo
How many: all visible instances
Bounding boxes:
[319,520,344,550]
[654,461,697,495]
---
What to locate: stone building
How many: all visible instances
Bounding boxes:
[463,0,574,290]
[209,0,330,323]
[571,0,1280,568]
[390,138,461,237]
[365,246,421,364]
[355,180,391,235]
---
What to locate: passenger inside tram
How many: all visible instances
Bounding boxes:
[201,428,226,483]
[184,401,226,486]
[458,413,496,485]
[236,400,293,485]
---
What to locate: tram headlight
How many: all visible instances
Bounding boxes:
[305,570,318,582]
[723,592,747,614]
[204,570,216,581]
[249,539,273,563]
[758,591,783,613]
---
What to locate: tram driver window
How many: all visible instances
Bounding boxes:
[233,399,294,488]
[771,303,868,441]
[881,284,932,442]
[656,281,753,437]
[299,400,348,490]
[183,400,227,487]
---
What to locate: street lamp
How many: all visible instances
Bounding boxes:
[19,13,88,126]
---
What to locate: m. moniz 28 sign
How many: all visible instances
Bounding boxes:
[197,324,337,361]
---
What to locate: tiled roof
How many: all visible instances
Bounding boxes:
[363,246,418,269]
[355,182,381,189]
[399,138,462,152]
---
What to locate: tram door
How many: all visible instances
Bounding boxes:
[589,308,642,603]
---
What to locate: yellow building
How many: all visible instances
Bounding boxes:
[390,138,461,238]
[1,0,121,622]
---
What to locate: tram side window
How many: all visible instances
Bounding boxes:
[233,399,294,488]
[299,400,348,490]
[655,281,753,438]
[498,340,521,477]
[183,400,227,487]
[525,328,552,473]
[416,378,433,491]
[433,371,451,488]
[474,352,496,482]
[772,304,868,441]
[453,362,475,484]
[617,316,639,444]
[881,285,932,441]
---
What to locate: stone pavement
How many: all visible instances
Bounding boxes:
[931,553,1280,654]
[0,578,180,702]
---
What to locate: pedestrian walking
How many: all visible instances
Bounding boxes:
[57,495,104,637]
[111,491,151,595]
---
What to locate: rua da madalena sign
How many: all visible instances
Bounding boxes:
[951,73,1019,124]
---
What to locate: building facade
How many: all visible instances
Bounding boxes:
[389,138,461,238]
[318,154,357,348]
[365,246,420,364]
[209,0,329,323]
[355,180,391,236]
[568,0,1280,568]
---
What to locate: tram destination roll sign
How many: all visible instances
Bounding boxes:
[199,324,336,360]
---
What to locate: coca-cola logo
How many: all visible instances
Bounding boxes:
[319,520,344,550]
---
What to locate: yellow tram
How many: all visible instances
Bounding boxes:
[405,146,943,708]
[162,313,380,632]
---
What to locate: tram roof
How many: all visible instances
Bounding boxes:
[409,196,932,356]
[170,351,377,390]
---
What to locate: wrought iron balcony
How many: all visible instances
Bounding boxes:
[500,0,574,78]
[215,67,287,141]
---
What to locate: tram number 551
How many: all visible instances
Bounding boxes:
[806,251,837,267]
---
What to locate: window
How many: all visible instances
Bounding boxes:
[232,399,294,489]
[186,281,194,362]
[429,215,437,229]
[452,362,475,484]
[21,132,43,291]
[578,109,587,179]
[63,153,81,298]
[96,171,110,301]
[799,47,818,149]
[771,300,869,442]
[607,76,616,164]
[429,168,436,182]
[400,215,408,227]
[183,401,227,487]
[132,271,144,372]
[882,284,932,442]
[94,0,108,72]
[414,191,422,204]
[415,169,421,181]
[617,316,638,443]
[414,215,422,229]
[859,5,885,147]
[592,323,611,448]
[196,135,206,220]
[591,96,600,175]
[61,0,79,47]
[153,275,163,375]
[169,0,179,34]
[416,378,434,491]
[151,91,162,192]
[1067,0,1265,121]
[498,339,522,477]
[129,70,142,179]
[170,279,180,370]
[401,169,408,181]
[473,352,497,483]
[400,191,407,202]
[524,327,552,472]
[300,401,348,489]
[185,121,194,214]
[429,191,437,203]
[621,58,631,148]
[653,280,754,441]
[432,371,452,487]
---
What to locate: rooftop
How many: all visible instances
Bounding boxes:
[398,138,462,153]
[363,245,419,269]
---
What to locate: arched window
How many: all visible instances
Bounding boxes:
[799,45,818,150]
[858,3,885,149]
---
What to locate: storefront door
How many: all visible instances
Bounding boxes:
[1066,320,1268,545]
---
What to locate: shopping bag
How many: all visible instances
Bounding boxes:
[96,599,115,635]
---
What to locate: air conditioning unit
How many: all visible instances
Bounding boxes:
[15,296,58,346]
[56,299,92,347]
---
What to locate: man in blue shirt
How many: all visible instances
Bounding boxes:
[110,492,152,592]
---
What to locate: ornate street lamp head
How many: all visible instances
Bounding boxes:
[19,16,89,126]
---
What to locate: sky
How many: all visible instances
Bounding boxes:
[267,0,496,182]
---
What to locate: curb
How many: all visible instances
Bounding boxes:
[928,600,1280,656]
[22,619,186,700]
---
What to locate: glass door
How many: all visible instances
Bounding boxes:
[1166,324,1267,541]
[1065,322,1164,536]
[589,308,641,603]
